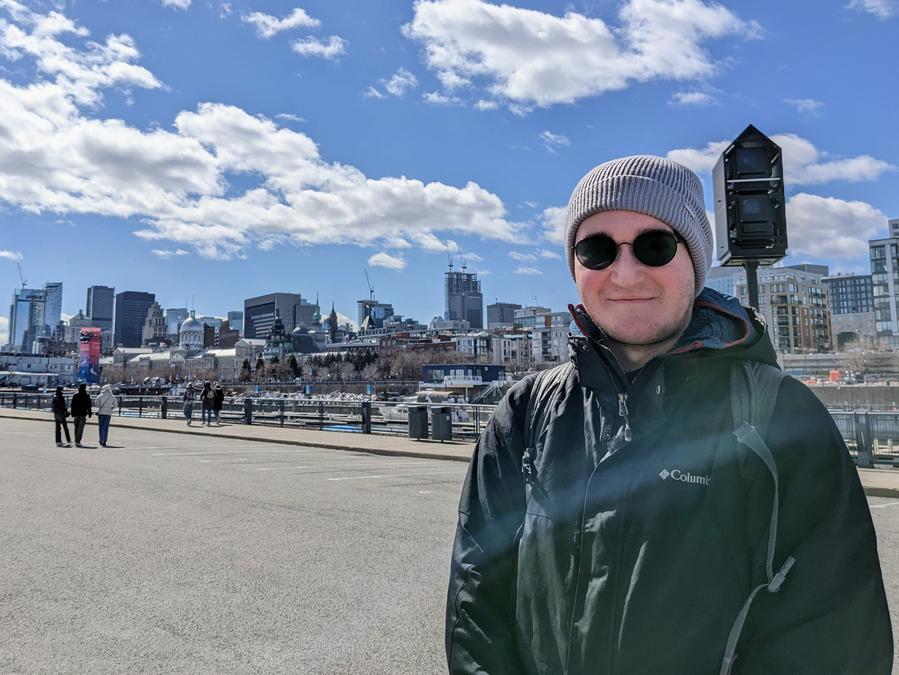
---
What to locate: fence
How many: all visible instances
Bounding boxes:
[2,392,898,464]
[0,393,497,441]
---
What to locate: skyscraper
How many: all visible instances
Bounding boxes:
[445,265,483,330]
[356,299,394,329]
[487,302,522,329]
[227,311,244,337]
[86,285,115,332]
[244,293,316,339]
[114,291,156,348]
[165,308,189,336]
[43,282,63,333]
[8,287,45,352]
[869,218,899,346]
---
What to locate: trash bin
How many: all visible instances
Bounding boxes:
[408,405,429,440]
[432,407,453,441]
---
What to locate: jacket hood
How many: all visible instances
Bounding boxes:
[569,286,778,368]
[668,287,778,366]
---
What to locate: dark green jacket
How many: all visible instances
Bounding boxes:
[446,288,892,674]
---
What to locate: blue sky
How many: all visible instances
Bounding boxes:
[1,0,898,342]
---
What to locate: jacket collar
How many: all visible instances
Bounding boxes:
[568,286,778,394]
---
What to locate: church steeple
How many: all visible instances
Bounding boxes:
[327,302,339,343]
[312,292,321,325]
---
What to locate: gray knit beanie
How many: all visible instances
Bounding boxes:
[565,155,713,296]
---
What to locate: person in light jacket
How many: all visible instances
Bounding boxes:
[95,384,117,447]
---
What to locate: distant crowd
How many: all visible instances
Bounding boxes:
[50,380,225,448]
[181,382,224,427]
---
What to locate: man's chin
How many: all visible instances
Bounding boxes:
[601,324,681,347]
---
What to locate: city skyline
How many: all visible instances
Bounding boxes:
[1,0,898,345]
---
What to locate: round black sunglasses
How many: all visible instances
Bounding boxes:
[574,230,684,271]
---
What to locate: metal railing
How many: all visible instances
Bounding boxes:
[0,393,497,440]
[1,391,898,462]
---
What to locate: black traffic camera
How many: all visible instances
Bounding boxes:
[713,124,787,266]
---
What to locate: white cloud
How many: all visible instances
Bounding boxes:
[219,3,233,19]
[368,252,406,270]
[461,252,484,263]
[540,130,569,152]
[402,0,760,109]
[670,90,714,105]
[667,133,896,185]
[423,90,461,105]
[510,251,536,262]
[785,97,823,115]
[539,249,561,259]
[786,193,887,260]
[541,206,567,245]
[0,4,162,107]
[367,67,418,99]
[275,112,304,123]
[335,312,358,331]
[0,6,523,261]
[161,0,191,9]
[514,266,543,275]
[152,248,190,258]
[0,315,8,345]
[474,99,498,110]
[291,35,347,59]
[242,8,320,39]
[385,67,418,96]
[847,0,897,19]
[0,249,23,261]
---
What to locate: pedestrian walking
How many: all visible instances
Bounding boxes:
[51,386,71,447]
[201,382,214,426]
[70,383,92,447]
[183,383,195,426]
[445,155,893,674]
[95,384,117,447]
[213,383,224,425]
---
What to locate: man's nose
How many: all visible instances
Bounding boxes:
[608,244,646,286]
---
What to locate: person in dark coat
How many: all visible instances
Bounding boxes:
[200,382,214,426]
[70,383,92,447]
[212,383,224,425]
[183,383,195,426]
[445,156,893,674]
[51,386,71,447]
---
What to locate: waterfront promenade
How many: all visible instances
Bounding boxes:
[4,407,899,497]
[1,413,897,673]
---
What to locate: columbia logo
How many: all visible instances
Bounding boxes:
[658,468,710,486]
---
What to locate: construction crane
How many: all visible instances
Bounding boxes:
[16,261,26,289]
[444,240,454,271]
[363,268,375,305]
[456,242,467,271]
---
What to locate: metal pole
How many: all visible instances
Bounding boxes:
[744,260,760,310]
[855,410,875,468]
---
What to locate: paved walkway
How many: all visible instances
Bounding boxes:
[4,408,899,498]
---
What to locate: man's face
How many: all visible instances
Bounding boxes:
[574,210,695,346]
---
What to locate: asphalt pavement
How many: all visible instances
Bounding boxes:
[1,417,896,673]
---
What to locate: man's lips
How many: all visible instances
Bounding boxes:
[606,297,657,302]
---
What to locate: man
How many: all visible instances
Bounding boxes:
[70,383,92,448]
[445,156,893,674]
